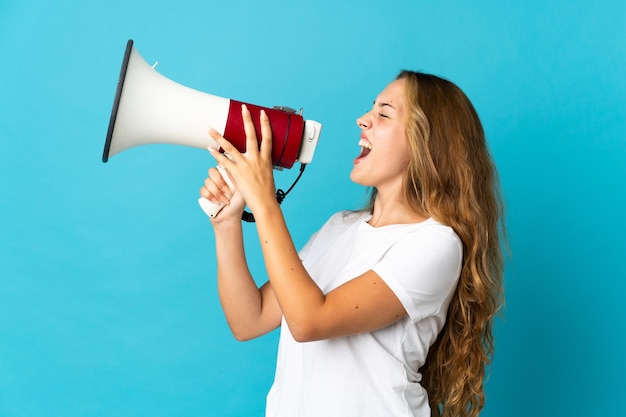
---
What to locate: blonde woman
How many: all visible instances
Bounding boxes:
[200,70,505,417]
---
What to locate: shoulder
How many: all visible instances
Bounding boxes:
[363,218,461,254]
[375,219,463,290]
[398,218,461,249]
[373,219,463,321]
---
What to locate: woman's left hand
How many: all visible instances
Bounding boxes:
[208,104,278,215]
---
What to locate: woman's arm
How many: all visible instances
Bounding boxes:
[213,219,282,341]
[200,160,282,341]
[208,106,408,342]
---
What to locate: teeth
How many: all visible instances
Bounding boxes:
[358,139,372,150]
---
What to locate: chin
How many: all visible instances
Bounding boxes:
[349,170,370,187]
[349,168,360,183]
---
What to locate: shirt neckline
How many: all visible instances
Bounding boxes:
[358,213,435,231]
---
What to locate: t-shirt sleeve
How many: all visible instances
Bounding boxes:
[298,231,316,261]
[372,226,463,323]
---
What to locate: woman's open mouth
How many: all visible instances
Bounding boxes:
[356,138,372,160]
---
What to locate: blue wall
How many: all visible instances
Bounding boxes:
[1,1,624,416]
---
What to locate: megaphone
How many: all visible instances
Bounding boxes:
[103,39,322,218]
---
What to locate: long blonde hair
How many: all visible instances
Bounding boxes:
[366,71,505,417]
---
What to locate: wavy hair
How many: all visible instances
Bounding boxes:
[365,71,505,417]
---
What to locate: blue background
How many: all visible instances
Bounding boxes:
[1,1,625,416]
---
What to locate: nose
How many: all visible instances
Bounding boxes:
[356,112,370,129]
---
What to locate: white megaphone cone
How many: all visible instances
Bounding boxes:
[103,40,322,218]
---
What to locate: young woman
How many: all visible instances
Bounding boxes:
[200,70,505,417]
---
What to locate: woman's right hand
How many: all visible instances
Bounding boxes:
[199,166,246,223]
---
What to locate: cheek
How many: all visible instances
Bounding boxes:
[394,149,411,173]
[389,132,411,167]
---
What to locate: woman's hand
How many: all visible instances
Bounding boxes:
[199,165,246,223]
[207,104,278,216]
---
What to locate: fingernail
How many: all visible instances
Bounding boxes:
[260,109,267,119]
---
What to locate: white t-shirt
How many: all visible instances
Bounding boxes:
[266,211,463,417]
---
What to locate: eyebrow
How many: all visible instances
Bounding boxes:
[373,100,396,110]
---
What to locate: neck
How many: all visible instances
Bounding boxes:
[368,190,427,227]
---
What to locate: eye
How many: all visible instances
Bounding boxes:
[378,112,389,119]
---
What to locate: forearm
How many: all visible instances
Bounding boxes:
[253,201,326,339]
[213,220,273,340]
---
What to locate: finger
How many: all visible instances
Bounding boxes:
[259,109,273,160]
[199,183,222,205]
[199,185,222,205]
[208,142,237,170]
[208,129,240,165]
[208,167,233,198]
[241,104,259,155]
[201,174,230,205]
[202,180,227,205]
